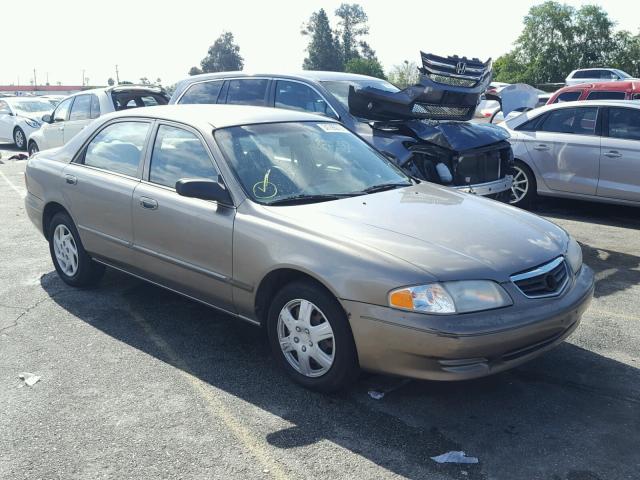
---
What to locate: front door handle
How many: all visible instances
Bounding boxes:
[533,144,550,151]
[603,150,622,158]
[140,197,158,210]
[64,174,77,185]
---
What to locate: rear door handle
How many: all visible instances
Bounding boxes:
[140,197,158,210]
[533,144,550,151]
[64,174,77,185]
[603,150,622,158]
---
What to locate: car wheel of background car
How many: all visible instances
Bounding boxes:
[13,127,26,150]
[48,212,105,287]
[267,281,359,392]
[509,160,537,208]
[28,141,39,156]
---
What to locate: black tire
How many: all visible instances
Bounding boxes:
[509,159,537,209]
[28,141,39,156]
[267,281,359,392]
[48,212,105,287]
[13,127,26,150]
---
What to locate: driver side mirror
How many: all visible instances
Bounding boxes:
[175,177,233,205]
[42,114,52,123]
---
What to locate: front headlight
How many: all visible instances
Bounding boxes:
[389,281,512,315]
[25,119,41,128]
[566,236,583,274]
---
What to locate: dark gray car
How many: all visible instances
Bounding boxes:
[169,69,514,197]
[25,105,594,392]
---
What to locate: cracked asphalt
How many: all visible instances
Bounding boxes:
[1,149,639,480]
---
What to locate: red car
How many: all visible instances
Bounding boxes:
[547,81,640,104]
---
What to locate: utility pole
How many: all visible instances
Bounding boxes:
[33,68,37,91]
[46,72,49,85]
[82,69,85,87]
[115,64,120,84]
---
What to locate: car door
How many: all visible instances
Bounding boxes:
[41,97,73,148]
[62,120,151,263]
[597,107,640,202]
[521,106,600,195]
[63,94,93,142]
[0,100,13,141]
[131,122,235,311]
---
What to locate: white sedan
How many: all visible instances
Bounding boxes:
[0,97,53,150]
[501,100,640,208]
[27,85,168,155]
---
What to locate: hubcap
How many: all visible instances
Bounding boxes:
[53,224,79,276]
[15,130,24,148]
[277,299,335,378]
[509,166,529,204]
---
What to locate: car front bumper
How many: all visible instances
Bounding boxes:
[454,175,513,196]
[343,264,594,381]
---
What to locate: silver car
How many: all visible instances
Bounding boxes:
[25,105,594,391]
[502,100,640,207]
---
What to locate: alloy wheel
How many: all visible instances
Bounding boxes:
[53,224,79,276]
[509,165,529,204]
[14,129,25,149]
[29,143,39,156]
[277,299,335,378]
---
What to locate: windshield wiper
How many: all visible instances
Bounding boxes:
[360,183,412,194]
[267,193,349,206]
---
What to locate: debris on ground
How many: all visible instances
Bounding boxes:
[367,378,412,400]
[368,390,385,400]
[18,372,40,387]
[430,451,479,464]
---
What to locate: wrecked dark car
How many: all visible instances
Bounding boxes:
[169,53,514,197]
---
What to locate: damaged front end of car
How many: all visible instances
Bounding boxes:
[349,52,514,197]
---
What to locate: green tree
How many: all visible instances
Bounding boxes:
[344,58,385,79]
[493,51,528,84]
[302,9,343,70]
[334,3,369,64]
[574,5,615,67]
[608,31,640,77]
[188,66,203,76]
[388,61,419,88]
[139,77,151,85]
[200,32,244,73]
[107,77,115,86]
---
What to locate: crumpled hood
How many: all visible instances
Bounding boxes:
[269,183,567,282]
[402,119,510,151]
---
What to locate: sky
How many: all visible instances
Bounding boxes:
[2,0,639,87]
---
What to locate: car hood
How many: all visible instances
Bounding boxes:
[399,120,510,151]
[267,183,567,282]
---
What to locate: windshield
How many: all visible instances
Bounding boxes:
[215,122,410,205]
[10,99,53,113]
[321,80,400,109]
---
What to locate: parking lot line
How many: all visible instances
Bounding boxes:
[0,168,27,199]
[126,304,291,480]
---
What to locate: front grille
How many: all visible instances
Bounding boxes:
[511,257,569,298]
[427,74,477,88]
[412,103,472,119]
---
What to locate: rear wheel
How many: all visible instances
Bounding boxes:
[13,127,26,150]
[48,212,105,287]
[509,160,537,208]
[28,141,39,156]
[267,281,359,392]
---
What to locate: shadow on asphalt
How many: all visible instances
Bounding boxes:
[580,244,640,298]
[533,196,640,230]
[40,268,639,480]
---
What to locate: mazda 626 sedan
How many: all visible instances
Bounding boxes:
[24,105,594,392]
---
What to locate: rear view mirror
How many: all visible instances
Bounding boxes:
[42,114,52,123]
[175,177,233,205]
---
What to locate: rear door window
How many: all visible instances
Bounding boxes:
[53,97,73,122]
[275,80,335,117]
[553,91,582,103]
[69,95,92,121]
[225,79,268,106]
[608,108,640,141]
[83,121,150,176]
[586,91,626,100]
[540,107,598,135]
[179,81,223,104]
[149,125,218,188]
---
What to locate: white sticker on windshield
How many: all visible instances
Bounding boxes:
[317,123,347,133]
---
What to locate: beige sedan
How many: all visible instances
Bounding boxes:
[24,105,593,391]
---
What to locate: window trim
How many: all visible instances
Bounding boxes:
[72,118,154,180]
[271,78,340,120]
[175,79,225,104]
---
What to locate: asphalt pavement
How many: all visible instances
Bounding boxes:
[1,150,639,480]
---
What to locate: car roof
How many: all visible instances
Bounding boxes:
[178,70,384,84]
[557,80,640,92]
[101,104,339,129]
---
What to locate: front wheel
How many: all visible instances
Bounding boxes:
[28,141,39,156]
[267,281,359,392]
[509,160,537,208]
[48,212,105,287]
[13,127,26,150]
